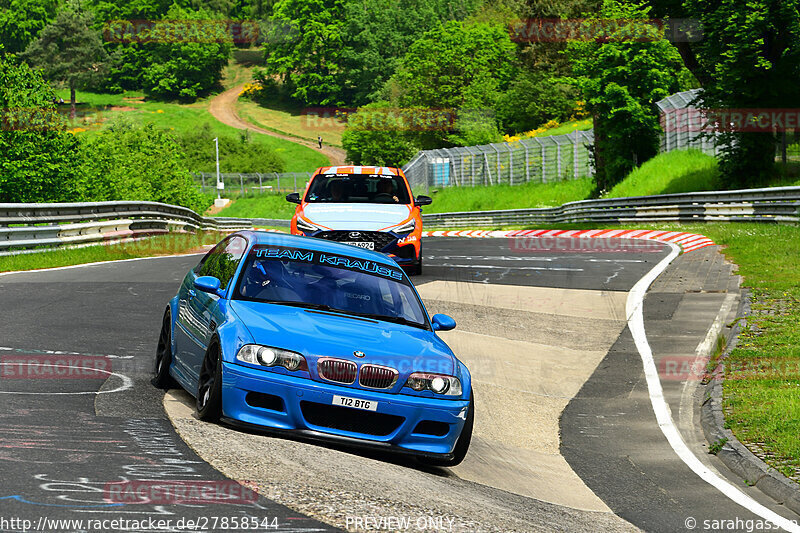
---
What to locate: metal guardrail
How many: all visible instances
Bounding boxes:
[2,186,797,254]
[0,201,254,254]
[420,186,800,228]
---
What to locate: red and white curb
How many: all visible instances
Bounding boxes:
[421,229,715,254]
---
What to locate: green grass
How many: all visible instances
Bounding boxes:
[696,224,800,480]
[55,89,329,173]
[422,178,595,213]
[605,149,721,198]
[535,118,593,137]
[237,98,344,147]
[215,195,298,219]
[0,232,228,273]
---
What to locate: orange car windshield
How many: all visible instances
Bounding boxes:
[304,174,411,204]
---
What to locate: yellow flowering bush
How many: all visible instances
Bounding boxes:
[239,82,264,98]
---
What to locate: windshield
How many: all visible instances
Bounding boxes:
[233,246,428,328]
[304,174,411,204]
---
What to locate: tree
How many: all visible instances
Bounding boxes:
[680,0,800,187]
[566,0,687,192]
[338,0,480,106]
[390,21,517,110]
[0,0,58,53]
[495,70,577,133]
[263,0,346,106]
[138,5,232,100]
[341,102,423,165]
[0,50,86,203]
[79,119,207,212]
[22,0,109,118]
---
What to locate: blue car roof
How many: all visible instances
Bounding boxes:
[237,231,399,267]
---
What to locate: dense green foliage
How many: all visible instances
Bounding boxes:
[342,20,515,163]
[0,0,58,53]
[177,123,286,173]
[80,119,208,211]
[102,5,232,99]
[264,0,346,105]
[22,0,109,111]
[0,53,206,211]
[340,103,422,166]
[0,53,85,202]
[679,0,800,187]
[566,0,688,192]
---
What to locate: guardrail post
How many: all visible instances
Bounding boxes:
[556,138,562,179]
[200,173,206,193]
[523,140,530,182]
[507,143,514,185]
[572,130,580,179]
[275,172,280,192]
[239,174,244,196]
[257,173,262,194]
[493,145,501,184]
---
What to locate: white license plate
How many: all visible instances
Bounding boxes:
[342,241,374,250]
[332,395,378,411]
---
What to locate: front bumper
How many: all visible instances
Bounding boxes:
[301,229,420,265]
[221,361,468,456]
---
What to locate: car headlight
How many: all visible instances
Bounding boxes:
[236,344,307,372]
[390,219,416,234]
[296,216,322,233]
[404,372,462,396]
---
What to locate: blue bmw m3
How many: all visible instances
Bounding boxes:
[154,231,473,466]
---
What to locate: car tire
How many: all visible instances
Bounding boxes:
[152,308,178,389]
[407,249,423,276]
[419,389,474,467]
[196,343,223,422]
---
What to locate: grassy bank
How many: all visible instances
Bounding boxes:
[236,98,345,147]
[423,178,594,213]
[605,149,720,198]
[215,195,297,219]
[0,232,227,273]
[56,89,328,173]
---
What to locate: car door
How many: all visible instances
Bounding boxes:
[178,236,248,381]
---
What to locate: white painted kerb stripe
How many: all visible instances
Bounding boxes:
[627,242,800,532]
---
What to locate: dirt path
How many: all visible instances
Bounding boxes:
[208,85,347,165]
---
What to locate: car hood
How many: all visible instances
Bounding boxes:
[230,299,455,374]
[302,203,412,231]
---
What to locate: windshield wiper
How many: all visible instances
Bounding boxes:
[262,301,338,312]
[345,312,425,329]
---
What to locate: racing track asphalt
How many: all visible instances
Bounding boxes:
[1,236,798,532]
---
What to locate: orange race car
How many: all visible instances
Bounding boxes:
[286,166,432,275]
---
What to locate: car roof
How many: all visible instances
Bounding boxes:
[237,231,401,266]
[315,165,402,177]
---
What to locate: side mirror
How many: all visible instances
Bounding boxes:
[194,276,222,296]
[286,192,301,204]
[431,313,456,331]
[414,195,432,207]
